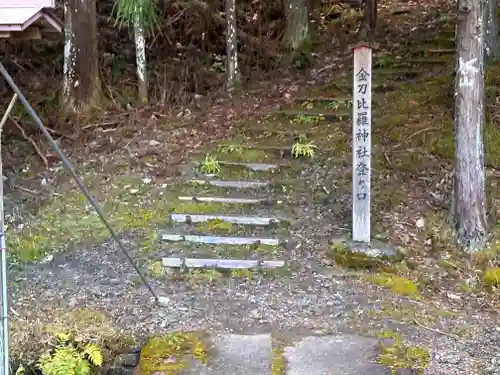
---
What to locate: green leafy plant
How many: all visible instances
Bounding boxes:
[326,101,340,110]
[294,114,324,125]
[291,138,318,158]
[300,100,314,109]
[37,333,103,375]
[216,143,243,154]
[199,154,220,174]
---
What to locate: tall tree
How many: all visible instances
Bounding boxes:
[484,0,499,60]
[62,0,100,113]
[225,0,240,93]
[284,0,309,51]
[452,0,488,251]
[113,0,160,104]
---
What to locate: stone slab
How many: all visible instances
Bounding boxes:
[162,257,285,269]
[178,196,272,204]
[217,161,282,171]
[170,213,282,225]
[284,335,388,375]
[190,179,270,188]
[159,233,282,246]
[183,334,272,375]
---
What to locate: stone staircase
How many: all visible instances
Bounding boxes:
[134,60,457,375]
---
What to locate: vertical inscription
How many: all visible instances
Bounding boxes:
[352,47,372,243]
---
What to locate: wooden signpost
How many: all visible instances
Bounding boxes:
[352,45,372,243]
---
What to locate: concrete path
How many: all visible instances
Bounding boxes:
[136,333,392,375]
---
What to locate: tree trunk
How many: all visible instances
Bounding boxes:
[62,0,100,114]
[225,0,240,93]
[363,0,377,37]
[484,0,499,60]
[452,0,488,252]
[134,10,148,104]
[284,0,309,50]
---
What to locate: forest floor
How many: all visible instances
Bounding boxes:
[1,0,500,374]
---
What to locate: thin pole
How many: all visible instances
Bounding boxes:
[0,93,17,375]
[0,62,160,304]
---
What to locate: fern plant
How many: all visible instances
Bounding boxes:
[37,333,103,375]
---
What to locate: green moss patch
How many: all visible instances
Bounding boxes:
[376,330,429,375]
[366,273,421,299]
[138,332,208,375]
[271,341,286,375]
[328,243,401,271]
[194,218,235,235]
[482,267,500,287]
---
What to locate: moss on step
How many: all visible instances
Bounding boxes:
[376,330,429,375]
[328,243,401,271]
[166,242,283,259]
[366,273,421,299]
[194,219,235,235]
[137,332,208,375]
[213,165,280,181]
[271,338,287,375]
[172,201,242,215]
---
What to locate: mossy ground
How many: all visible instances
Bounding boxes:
[366,273,421,299]
[376,330,429,375]
[137,332,208,375]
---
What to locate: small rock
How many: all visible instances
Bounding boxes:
[249,309,262,319]
[114,353,139,368]
[148,140,161,147]
[416,217,425,228]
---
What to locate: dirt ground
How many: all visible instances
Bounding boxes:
[1,0,500,374]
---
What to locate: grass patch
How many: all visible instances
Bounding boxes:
[137,332,208,375]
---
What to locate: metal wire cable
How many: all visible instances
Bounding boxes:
[0,62,160,304]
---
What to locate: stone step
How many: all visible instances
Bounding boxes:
[158,232,283,246]
[162,257,285,269]
[294,96,353,104]
[277,108,351,121]
[177,196,280,205]
[135,333,393,375]
[189,179,270,189]
[170,213,285,226]
[217,161,289,171]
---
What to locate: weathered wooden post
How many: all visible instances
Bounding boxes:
[352,44,372,243]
